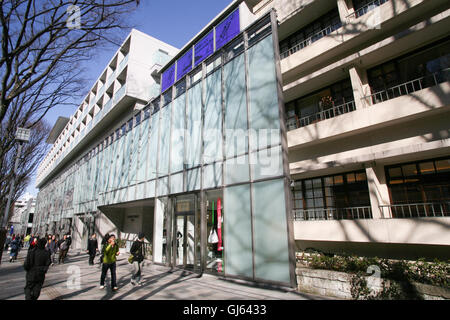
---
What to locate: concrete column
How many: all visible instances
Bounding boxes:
[365,163,391,219]
[337,0,355,22]
[153,198,165,263]
[349,66,371,110]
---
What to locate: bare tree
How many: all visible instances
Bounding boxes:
[0,0,140,206]
[0,0,140,257]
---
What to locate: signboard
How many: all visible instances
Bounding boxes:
[194,30,214,67]
[215,9,240,51]
[161,63,175,93]
[176,48,193,81]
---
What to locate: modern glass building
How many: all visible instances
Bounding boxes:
[35,0,450,292]
[35,3,296,287]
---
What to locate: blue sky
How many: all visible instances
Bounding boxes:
[26,0,233,196]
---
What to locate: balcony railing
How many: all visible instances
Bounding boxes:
[280,22,342,59]
[346,0,389,19]
[293,206,372,221]
[379,202,450,219]
[362,69,450,107]
[114,85,126,104]
[287,100,356,130]
[118,54,129,72]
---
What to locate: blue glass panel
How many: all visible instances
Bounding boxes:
[215,9,240,51]
[161,63,175,93]
[176,48,193,81]
[194,30,214,67]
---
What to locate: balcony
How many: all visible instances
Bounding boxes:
[118,54,129,73]
[280,22,342,60]
[380,202,450,219]
[363,69,450,107]
[347,0,389,19]
[287,100,356,131]
[294,206,373,221]
[114,85,126,104]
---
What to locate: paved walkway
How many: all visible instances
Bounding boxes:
[0,249,328,300]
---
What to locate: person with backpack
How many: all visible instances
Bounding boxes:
[99,234,119,291]
[57,235,69,264]
[130,232,145,286]
[23,238,51,300]
[9,237,20,262]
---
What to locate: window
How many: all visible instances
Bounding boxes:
[292,170,371,220]
[285,78,354,129]
[135,112,141,126]
[367,38,450,101]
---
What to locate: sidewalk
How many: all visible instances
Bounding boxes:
[0,249,328,300]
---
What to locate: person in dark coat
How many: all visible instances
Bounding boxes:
[57,234,70,264]
[86,234,99,265]
[46,235,58,266]
[9,238,20,262]
[23,238,51,300]
[130,232,145,286]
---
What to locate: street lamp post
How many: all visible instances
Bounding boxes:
[0,127,30,264]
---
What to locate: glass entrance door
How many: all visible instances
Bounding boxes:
[172,193,200,270]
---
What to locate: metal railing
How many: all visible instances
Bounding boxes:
[362,69,449,107]
[379,202,450,219]
[280,22,342,59]
[287,100,356,130]
[346,0,389,19]
[293,206,372,221]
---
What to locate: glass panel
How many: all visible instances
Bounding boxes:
[157,103,171,176]
[402,164,418,177]
[186,83,202,168]
[204,70,223,164]
[170,172,184,195]
[253,179,290,284]
[225,154,249,185]
[137,118,149,182]
[419,162,435,175]
[248,34,280,151]
[203,162,222,189]
[250,146,283,180]
[436,159,450,172]
[171,94,185,173]
[186,168,201,192]
[224,184,253,278]
[206,189,224,274]
[157,177,168,196]
[224,54,248,158]
[147,110,159,180]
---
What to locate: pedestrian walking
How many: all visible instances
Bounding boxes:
[9,238,20,262]
[23,234,30,248]
[98,233,110,266]
[23,238,51,300]
[99,234,120,291]
[86,234,99,265]
[46,235,58,266]
[57,235,70,264]
[130,232,145,286]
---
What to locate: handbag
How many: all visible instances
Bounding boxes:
[128,254,134,264]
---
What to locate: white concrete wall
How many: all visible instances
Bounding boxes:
[294,217,450,246]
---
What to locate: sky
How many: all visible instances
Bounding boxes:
[25,0,234,196]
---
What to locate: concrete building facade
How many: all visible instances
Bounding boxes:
[34,0,450,288]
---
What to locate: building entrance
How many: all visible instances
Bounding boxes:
[171,193,200,271]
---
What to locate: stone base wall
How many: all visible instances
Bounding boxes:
[296,266,450,300]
